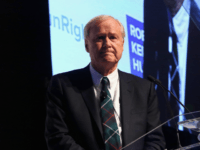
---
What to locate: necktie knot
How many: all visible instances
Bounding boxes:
[100,77,110,100]
[101,77,109,87]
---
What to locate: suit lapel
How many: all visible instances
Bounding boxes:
[119,71,136,146]
[79,66,103,139]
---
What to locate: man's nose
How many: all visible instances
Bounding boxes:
[103,37,111,47]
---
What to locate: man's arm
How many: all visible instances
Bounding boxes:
[45,76,85,150]
[145,82,166,150]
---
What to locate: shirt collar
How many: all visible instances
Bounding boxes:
[89,63,119,89]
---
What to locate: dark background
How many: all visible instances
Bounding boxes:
[1,0,200,150]
[1,0,51,150]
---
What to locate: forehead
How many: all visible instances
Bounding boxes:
[91,18,121,34]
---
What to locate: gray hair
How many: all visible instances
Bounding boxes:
[84,15,125,39]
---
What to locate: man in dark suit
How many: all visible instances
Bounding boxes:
[45,15,165,150]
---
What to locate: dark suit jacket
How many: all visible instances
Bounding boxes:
[143,0,200,121]
[45,65,165,150]
[143,0,200,147]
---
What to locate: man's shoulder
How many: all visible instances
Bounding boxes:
[49,66,90,88]
[52,66,89,80]
[118,70,150,84]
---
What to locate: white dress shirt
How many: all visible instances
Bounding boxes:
[89,64,122,143]
[172,1,190,116]
[166,1,190,130]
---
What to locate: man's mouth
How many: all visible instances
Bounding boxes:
[100,51,114,54]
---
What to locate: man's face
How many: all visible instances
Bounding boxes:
[85,18,124,68]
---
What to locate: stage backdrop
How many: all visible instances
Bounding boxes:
[48,0,144,78]
[48,0,200,128]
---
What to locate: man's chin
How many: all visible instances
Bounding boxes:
[100,58,118,65]
[101,56,117,62]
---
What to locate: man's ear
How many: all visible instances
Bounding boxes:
[85,39,89,52]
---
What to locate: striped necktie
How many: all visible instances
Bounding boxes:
[100,77,121,150]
